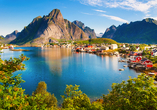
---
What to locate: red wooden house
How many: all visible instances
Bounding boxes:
[86,45,93,48]
[129,56,142,63]
[129,52,142,56]
[141,58,153,68]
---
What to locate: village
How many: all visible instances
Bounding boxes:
[56,42,157,77]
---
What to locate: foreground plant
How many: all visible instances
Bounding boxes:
[0,54,58,110]
[0,54,29,109]
[103,74,157,110]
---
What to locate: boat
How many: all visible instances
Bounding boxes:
[9,45,14,50]
[123,65,127,67]
[119,68,124,71]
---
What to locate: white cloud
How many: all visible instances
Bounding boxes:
[94,9,106,13]
[101,14,129,23]
[79,0,102,6]
[79,0,157,13]
[80,12,93,15]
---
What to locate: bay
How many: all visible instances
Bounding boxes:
[0,47,140,103]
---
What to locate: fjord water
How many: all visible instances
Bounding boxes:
[1,47,140,103]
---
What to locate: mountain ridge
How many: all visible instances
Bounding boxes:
[102,18,157,44]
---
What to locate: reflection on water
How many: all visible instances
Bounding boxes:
[41,48,72,76]
[111,56,118,71]
[105,56,109,69]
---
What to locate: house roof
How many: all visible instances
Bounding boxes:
[141,58,148,62]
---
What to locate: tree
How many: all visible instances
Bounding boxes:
[61,85,91,109]
[0,54,29,109]
[103,74,157,110]
[0,54,58,110]
[31,81,58,109]
[129,45,136,51]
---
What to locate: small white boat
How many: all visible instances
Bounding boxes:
[119,68,124,71]
[148,72,155,75]
[123,65,127,67]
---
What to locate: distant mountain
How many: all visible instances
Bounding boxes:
[0,31,19,44]
[73,20,96,39]
[5,30,20,41]
[11,9,89,45]
[96,33,104,37]
[102,18,157,44]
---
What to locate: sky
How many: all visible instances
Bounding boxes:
[1,0,157,36]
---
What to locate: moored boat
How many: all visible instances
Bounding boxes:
[119,68,124,71]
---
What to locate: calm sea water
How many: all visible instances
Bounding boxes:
[0,47,140,103]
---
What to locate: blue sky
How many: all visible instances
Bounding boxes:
[1,0,157,36]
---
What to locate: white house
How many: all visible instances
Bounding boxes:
[152,49,157,56]
[121,47,129,50]
[110,44,118,50]
[136,46,140,51]
[101,46,109,50]
[144,46,151,50]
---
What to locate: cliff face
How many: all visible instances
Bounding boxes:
[10,9,89,45]
[102,18,157,44]
[73,20,97,39]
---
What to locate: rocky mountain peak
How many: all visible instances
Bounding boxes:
[32,16,42,23]
[48,9,64,22]
[13,30,19,34]
[143,18,157,25]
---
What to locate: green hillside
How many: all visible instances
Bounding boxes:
[75,38,117,44]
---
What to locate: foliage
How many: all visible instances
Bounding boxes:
[103,74,157,110]
[0,54,58,110]
[61,85,91,110]
[32,81,57,109]
[142,50,151,56]
[90,102,104,110]
[0,54,29,109]
[139,44,147,51]
[129,45,136,51]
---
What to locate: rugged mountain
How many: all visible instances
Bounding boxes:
[102,18,157,44]
[73,20,97,39]
[10,9,89,45]
[5,30,19,41]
